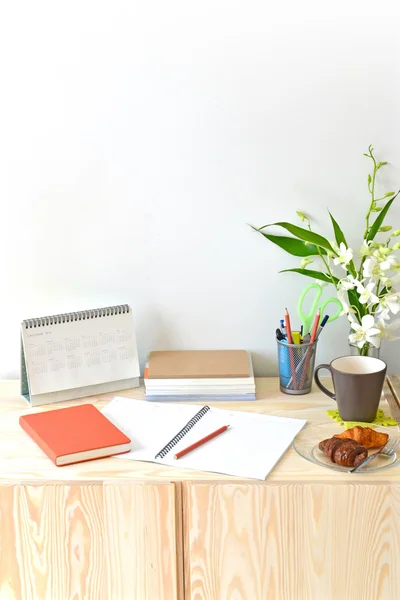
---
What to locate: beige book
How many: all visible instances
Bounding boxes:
[147,350,250,379]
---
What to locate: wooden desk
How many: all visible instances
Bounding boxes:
[1,378,399,600]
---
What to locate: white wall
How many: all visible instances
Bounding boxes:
[1,1,400,377]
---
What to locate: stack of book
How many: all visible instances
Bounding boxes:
[144,350,256,401]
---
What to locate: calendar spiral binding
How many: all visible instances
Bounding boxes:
[23,305,130,329]
[155,405,211,459]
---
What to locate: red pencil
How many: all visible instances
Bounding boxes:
[174,425,230,459]
[299,309,321,389]
[284,307,293,344]
[310,309,321,343]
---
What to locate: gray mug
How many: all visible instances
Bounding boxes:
[314,355,387,422]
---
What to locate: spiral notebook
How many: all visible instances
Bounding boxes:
[102,397,306,479]
[21,305,140,406]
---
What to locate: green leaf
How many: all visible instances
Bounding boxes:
[347,288,367,320]
[329,211,347,247]
[279,268,338,285]
[260,222,336,253]
[328,212,357,277]
[367,194,399,241]
[252,229,327,257]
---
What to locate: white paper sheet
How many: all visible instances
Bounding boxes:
[102,397,306,479]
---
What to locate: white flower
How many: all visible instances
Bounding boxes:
[363,257,381,281]
[349,314,381,348]
[359,240,373,257]
[379,275,394,288]
[383,273,400,288]
[338,275,358,291]
[333,242,354,270]
[380,255,399,271]
[355,281,379,305]
[337,289,355,317]
[377,307,391,321]
[347,311,358,324]
[376,317,400,341]
[376,292,400,316]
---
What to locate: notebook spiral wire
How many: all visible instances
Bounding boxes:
[23,305,130,328]
[155,405,211,459]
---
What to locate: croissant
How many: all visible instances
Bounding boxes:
[334,426,388,449]
[319,437,368,468]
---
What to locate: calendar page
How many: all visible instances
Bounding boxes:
[21,307,140,396]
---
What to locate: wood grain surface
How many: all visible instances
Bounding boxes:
[183,482,399,600]
[1,377,400,483]
[104,482,181,600]
[1,378,400,599]
[0,482,180,600]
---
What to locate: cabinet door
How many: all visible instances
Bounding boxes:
[104,481,182,600]
[183,482,399,600]
[0,482,181,600]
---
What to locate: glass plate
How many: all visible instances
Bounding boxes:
[293,421,400,473]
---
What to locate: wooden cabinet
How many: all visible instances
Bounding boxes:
[183,482,400,600]
[0,482,182,600]
[2,379,400,599]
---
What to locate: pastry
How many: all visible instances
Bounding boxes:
[334,426,388,449]
[319,437,368,467]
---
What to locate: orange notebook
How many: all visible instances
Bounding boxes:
[19,404,131,466]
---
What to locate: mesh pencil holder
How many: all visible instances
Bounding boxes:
[277,339,318,395]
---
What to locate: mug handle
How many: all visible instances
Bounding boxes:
[314,364,336,400]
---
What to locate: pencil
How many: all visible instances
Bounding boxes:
[284,307,293,344]
[299,310,321,389]
[310,309,321,343]
[174,425,230,459]
[284,308,297,389]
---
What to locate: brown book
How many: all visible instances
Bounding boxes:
[147,350,250,380]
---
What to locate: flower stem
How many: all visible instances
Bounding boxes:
[359,146,379,279]
[364,148,377,238]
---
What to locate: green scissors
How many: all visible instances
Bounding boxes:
[297,283,342,334]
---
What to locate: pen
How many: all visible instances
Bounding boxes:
[276,328,285,341]
[174,425,230,459]
[316,314,329,339]
[280,319,286,335]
